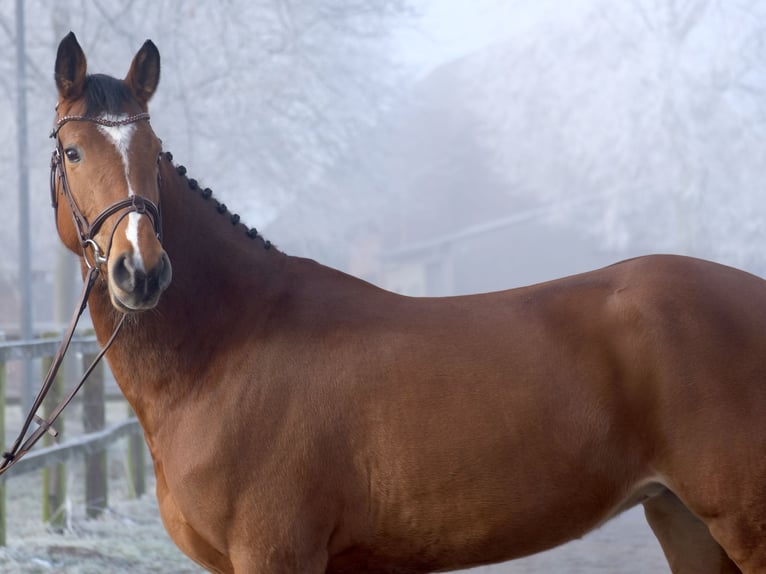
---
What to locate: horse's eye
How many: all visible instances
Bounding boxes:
[64,147,81,163]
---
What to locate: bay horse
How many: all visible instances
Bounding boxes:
[50,32,766,573]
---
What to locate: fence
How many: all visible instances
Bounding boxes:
[0,336,146,546]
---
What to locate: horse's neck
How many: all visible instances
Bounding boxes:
[87,160,288,432]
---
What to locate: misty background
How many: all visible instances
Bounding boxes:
[2,0,765,333]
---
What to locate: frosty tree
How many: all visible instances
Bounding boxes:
[468,0,766,272]
[0,0,412,312]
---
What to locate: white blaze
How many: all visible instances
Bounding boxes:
[97,115,146,272]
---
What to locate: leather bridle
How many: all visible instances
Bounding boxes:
[50,112,163,268]
[0,112,164,476]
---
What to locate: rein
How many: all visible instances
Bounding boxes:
[0,112,161,477]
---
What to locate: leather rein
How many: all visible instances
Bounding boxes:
[0,112,162,476]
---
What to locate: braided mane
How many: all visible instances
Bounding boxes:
[162,151,274,250]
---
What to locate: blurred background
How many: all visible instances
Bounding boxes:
[0,0,764,571]
[4,0,766,327]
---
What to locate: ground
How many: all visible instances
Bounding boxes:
[461,508,668,573]
[0,400,667,573]
[0,467,667,573]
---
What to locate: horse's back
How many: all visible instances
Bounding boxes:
[326,254,766,572]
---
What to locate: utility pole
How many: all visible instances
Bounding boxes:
[16,0,33,414]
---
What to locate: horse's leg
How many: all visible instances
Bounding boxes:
[643,489,741,574]
[702,503,766,573]
[155,469,234,573]
[228,548,329,574]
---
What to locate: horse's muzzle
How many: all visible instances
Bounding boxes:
[108,250,172,311]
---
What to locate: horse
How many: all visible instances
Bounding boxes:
[49,31,766,573]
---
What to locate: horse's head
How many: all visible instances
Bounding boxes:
[52,32,171,312]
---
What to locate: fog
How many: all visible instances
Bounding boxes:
[2,0,765,328]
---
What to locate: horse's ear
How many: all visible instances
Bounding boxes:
[55,32,87,101]
[125,40,160,108]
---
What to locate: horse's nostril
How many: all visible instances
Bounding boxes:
[111,251,170,298]
[157,252,172,290]
[111,253,136,292]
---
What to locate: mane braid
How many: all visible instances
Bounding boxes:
[163,151,274,250]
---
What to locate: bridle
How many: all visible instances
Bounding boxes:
[0,112,164,476]
[50,112,163,268]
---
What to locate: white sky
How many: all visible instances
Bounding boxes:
[397,0,597,71]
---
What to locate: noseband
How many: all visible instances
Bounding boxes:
[49,112,163,269]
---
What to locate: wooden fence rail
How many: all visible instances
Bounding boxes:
[0,336,100,362]
[0,418,141,477]
[0,336,147,546]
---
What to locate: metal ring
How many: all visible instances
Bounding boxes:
[82,239,107,270]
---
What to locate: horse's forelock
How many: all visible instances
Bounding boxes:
[83,74,134,116]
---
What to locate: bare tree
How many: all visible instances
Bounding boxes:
[0,0,414,327]
[468,0,766,272]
